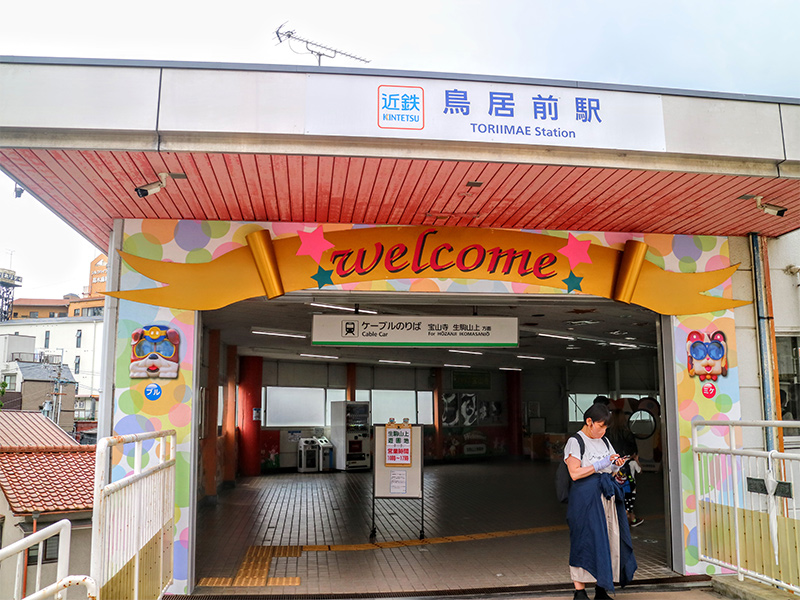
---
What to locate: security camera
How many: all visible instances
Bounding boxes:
[133,172,187,198]
[13,184,24,198]
[761,203,788,217]
[135,181,165,197]
[752,195,788,217]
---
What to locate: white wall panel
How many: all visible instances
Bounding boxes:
[0,64,159,130]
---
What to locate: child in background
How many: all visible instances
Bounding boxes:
[614,456,643,527]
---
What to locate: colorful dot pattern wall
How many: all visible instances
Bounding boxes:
[113,220,738,590]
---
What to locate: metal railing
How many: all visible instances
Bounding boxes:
[692,420,800,593]
[91,430,176,600]
[0,519,97,600]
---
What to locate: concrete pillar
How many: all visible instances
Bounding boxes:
[202,329,220,500]
[432,367,444,459]
[223,345,238,486]
[238,355,263,477]
[346,363,356,401]
[507,370,523,457]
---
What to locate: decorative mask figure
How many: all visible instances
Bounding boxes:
[130,325,181,379]
[687,330,727,381]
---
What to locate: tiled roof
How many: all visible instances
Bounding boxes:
[0,446,95,515]
[17,362,78,384]
[12,299,70,307]
[0,411,78,448]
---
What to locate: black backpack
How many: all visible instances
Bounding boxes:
[555,434,610,503]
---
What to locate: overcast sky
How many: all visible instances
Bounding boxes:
[2,0,799,298]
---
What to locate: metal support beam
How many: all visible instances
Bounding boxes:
[749,233,780,451]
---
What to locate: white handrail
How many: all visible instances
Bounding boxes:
[0,519,96,600]
[90,430,176,600]
[692,419,800,593]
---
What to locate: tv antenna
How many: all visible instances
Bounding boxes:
[275,23,370,66]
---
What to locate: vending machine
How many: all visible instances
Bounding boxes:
[330,401,371,470]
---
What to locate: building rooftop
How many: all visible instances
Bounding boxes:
[0,446,95,515]
[12,298,70,307]
[0,410,78,448]
[16,362,78,384]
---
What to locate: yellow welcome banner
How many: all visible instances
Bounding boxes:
[107,226,748,316]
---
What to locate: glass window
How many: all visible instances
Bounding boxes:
[29,311,38,318]
[49,312,55,318]
[74,356,80,375]
[44,331,50,349]
[76,330,82,348]
[371,390,417,425]
[217,385,224,428]
[777,336,800,437]
[27,535,59,565]
[2,374,16,392]
[265,386,325,427]
[325,389,346,426]
[73,309,79,316]
[417,391,434,425]
[569,393,607,422]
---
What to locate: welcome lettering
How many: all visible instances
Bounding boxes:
[329,228,558,280]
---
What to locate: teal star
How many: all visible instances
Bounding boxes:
[310,266,334,289]
[562,271,583,293]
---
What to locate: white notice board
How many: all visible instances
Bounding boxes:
[374,425,423,499]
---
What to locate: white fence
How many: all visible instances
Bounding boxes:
[692,420,800,592]
[90,430,176,600]
[0,519,97,600]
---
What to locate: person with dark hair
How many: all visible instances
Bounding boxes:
[564,403,637,599]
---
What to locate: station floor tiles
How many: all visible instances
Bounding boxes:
[191,461,684,597]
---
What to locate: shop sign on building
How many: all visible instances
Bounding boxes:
[312,315,518,347]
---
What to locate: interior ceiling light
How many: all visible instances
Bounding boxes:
[565,320,601,326]
[448,349,483,355]
[379,359,411,365]
[309,302,377,315]
[499,367,522,371]
[538,333,575,340]
[444,364,471,368]
[571,359,596,364]
[605,330,628,336]
[517,355,545,360]
[251,327,307,339]
[609,342,638,348]
[300,353,338,360]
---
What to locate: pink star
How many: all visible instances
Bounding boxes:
[558,234,593,270]
[296,225,334,264]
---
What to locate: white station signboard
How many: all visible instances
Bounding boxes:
[312,315,518,347]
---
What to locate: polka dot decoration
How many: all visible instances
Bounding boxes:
[112,220,739,585]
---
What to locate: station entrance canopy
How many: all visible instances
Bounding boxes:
[2,56,800,248]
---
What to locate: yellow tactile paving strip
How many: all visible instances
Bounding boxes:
[199,545,305,587]
[199,525,570,587]
[306,523,568,552]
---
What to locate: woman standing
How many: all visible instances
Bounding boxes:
[564,403,637,599]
